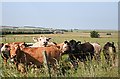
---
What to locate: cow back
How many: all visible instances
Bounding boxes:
[16,46,62,67]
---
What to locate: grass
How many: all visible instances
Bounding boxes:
[0,31,119,77]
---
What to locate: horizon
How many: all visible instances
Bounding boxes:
[1,25,118,31]
[1,2,118,30]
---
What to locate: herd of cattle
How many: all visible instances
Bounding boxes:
[0,36,117,74]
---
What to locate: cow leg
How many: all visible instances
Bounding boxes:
[80,53,88,70]
[69,54,78,71]
[3,59,7,65]
[96,53,101,65]
[86,52,92,61]
[98,54,101,62]
[103,50,110,66]
[112,52,116,67]
[16,63,26,73]
[105,53,110,65]
[1,53,9,66]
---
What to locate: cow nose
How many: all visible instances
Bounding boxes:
[44,42,47,45]
[10,58,14,63]
[11,54,16,58]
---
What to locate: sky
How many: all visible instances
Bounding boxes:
[1,1,118,30]
[1,0,119,2]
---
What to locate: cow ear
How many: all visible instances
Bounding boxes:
[46,38,51,41]
[112,42,114,45]
[19,43,24,46]
[20,44,25,50]
[33,37,38,42]
[77,41,81,44]
[48,38,51,40]
[64,41,68,44]
[5,43,9,45]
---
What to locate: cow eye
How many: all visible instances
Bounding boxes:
[46,39,49,41]
[5,45,9,48]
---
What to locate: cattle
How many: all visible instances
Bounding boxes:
[67,40,94,61]
[8,41,70,73]
[31,36,55,47]
[31,36,70,56]
[1,42,26,65]
[91,43,102,64]
[1,43,10,65]
[55,41,70,55]
[103,42,116,67]
[76,42,94,62]
[9,44,62,69]
[0,43,4,53]
[64,40,95,70]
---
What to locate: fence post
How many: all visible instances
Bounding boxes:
[42,51,51,78]
[4,38,6,43]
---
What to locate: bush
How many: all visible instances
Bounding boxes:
[90,30,100,38]
[106,33,111,35]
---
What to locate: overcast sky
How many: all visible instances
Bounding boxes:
[1,1,118,30]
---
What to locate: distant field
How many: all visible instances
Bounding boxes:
[0,31,119,77]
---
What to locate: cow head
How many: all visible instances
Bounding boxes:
[104,42,116,52]
[1,43,10,57]
[10,42,26,58]
[9,44,21,62]
[33,36,51,47]
[61,41,70,54]
[10,44,20,59]
[105,42,116,48]
[69,40,77,52]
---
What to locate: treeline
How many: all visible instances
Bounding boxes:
[0,28,68,35]
[1,31,54,35]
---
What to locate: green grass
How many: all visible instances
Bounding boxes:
[0,31,118,77]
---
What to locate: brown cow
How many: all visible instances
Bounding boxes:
[56,41,70,55]
[1,42,26,65]
[9,44,62,69]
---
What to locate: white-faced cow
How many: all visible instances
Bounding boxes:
[31,36,55,47]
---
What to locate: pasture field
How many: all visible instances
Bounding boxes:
[0,31,119,77]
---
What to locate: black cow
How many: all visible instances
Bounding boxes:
[76,42,94,61]
[65,40,94,70]
[103,42,116,66]
[67,40,94,61]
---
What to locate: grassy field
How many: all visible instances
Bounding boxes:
[0,31,119,77]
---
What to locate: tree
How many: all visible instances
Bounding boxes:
[90,30,100,38]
